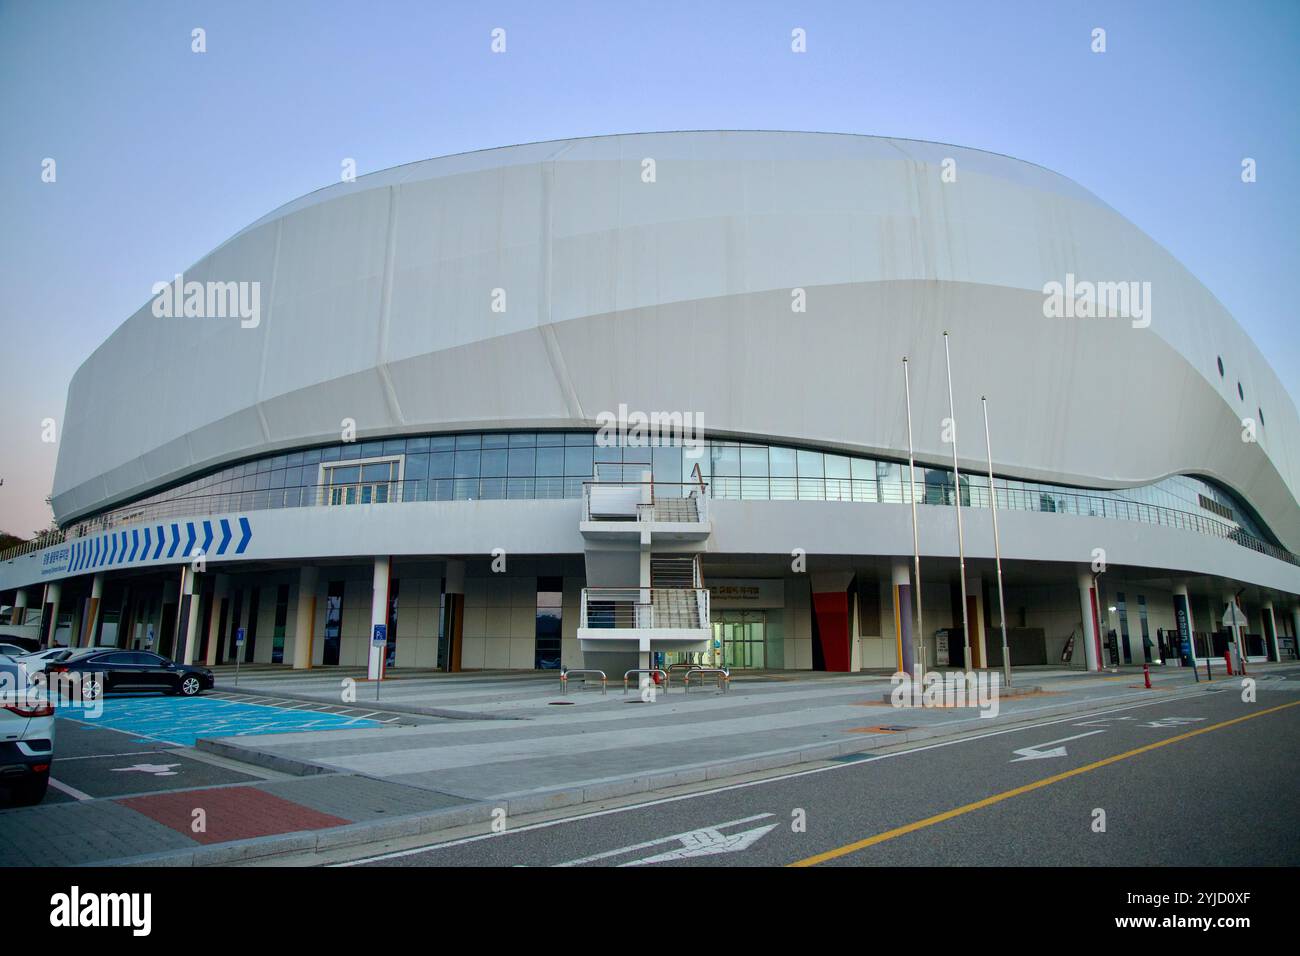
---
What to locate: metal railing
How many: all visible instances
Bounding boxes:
[8,471,1295,568]
[623,668,669,694]
[683,667,730,693]
[581,480,708,524]
[559,668,607,695]
[579,587,711,630]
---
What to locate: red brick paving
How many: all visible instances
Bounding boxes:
[117,786,349,844]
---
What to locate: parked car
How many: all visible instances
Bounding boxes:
[47,650,214,699]
[0,643,29,659]
[19,647,77,673]
[0,657,55,806]
[0,631,41,653]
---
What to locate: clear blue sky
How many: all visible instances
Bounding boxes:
[1,0,1297,535]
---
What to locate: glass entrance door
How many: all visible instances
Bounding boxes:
[714,611,766,669]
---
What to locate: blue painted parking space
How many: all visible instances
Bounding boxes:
[59,696,383,747]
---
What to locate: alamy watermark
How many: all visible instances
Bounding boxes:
[1042,273,1151,328]
[595,403,705,457]
[890,670,1001,718]
[151,273,261,328]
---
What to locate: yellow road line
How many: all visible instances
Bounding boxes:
[789,699,1300,867]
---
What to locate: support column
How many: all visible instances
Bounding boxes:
[12,589,29,627]
[368,557,391,681]
[1078,569,1102,672]
[444,559,465,672]
[41,582,62,648]
[1292,606,1300,661]
[178,568,201,664]
[81,572,105,648]
[204,574,229,666]
[810,571,854,672]
[293,566,319,670]
[890,560,915,677]
[1173,581,1198,666]
[1261,601,1279,663]
[965,571,986,669]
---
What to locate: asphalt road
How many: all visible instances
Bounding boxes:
[346,675,1300,867]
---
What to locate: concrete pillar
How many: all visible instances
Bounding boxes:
[444,559,465,672]
[810,570,855,673]
[965,571,986,669]
[891,559,915,677]
[81,572,105,648]
[204,574,229,666]
[293,566,319,670]
[1261,602,1279,662]
[41,582,62,648]
[179,568,201,664]
[12,589,29,627]
[368,556,391,681]
[1078,569,1101,672]
[1292,606,1300,660]
[1173,581,1198,665]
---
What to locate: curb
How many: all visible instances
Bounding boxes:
[211,683,522,721]
[97,682,1219,867]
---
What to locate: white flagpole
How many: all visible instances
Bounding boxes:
[943,332,971,669]
[983,396,1011,686]
[903,357,924,682]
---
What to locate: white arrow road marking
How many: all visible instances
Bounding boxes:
[1139,716,1206,728]
[556,814,775,867]
[110,762,182,776]
[1074,717,1134,727]
[1010,730,1105,762]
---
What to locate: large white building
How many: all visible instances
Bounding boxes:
[3,131,1299,677]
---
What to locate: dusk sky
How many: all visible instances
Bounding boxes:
[2,0,1297,536]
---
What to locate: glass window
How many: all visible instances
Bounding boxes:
[769,446,796,478]
[482,433,510,449]
[740,447,768,476]
[536,446,565,476]
[428,452,453,479]
[358,441,383,458]
[711,444,740,476]
[361,462,393,482]
[509,433,536,447]
[537,432,565,446]
[383,439,406,456]
[455,434,481,450]
[430,435,456,450]
[481,449,508,477]
[564,445,594,477]
[508,447,535,477]
[404,454,429,480]
[796,449,824,478]
[565,432,594,445]
[454,451,481,478]
[406,436,430,453]
[824,455,850,480]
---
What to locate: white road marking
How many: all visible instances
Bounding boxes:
[557,814,775,866]
[1010,730,1106,762]
[335,691,1215,867]
[47,777,93,801]
[1139,716,1206,728]
[110,762,182,776]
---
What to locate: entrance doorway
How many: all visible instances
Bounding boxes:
[716,610,767,669]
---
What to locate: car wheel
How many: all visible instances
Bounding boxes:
[81,677,101,700]
[180,675,202,696]
[11,770,49,806]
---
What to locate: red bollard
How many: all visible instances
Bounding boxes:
[1143,663,1151,689]
[1224,651,1233,677]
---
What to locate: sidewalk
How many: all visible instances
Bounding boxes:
[4,663,1284,866]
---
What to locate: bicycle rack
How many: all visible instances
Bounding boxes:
[623,668,669,695]
[559,668,607,696]
[683,667,730,693]
[667,662,703,676]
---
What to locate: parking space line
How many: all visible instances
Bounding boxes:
[48,778,93,801]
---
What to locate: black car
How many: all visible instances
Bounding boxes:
[48,650,214,699]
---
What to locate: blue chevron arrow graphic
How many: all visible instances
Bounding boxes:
[128,529,140,562]
[235,516,252,554]
[108,534,118,565]
[141,527,151,561]
[98,536,107,567]
[217,518,232,555]
[183,522,197,559]
[167,523,181,559]
[70,542,79,572]
[153,526,165,561]
[200,520,214,557]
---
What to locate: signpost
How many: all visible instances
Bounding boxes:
[234,627,245,686]
[372,624,387,700]
[1222,602,1248,676]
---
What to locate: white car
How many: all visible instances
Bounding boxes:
[0,643,30,658]
[19,647,76,673]
[0,656,55,806]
